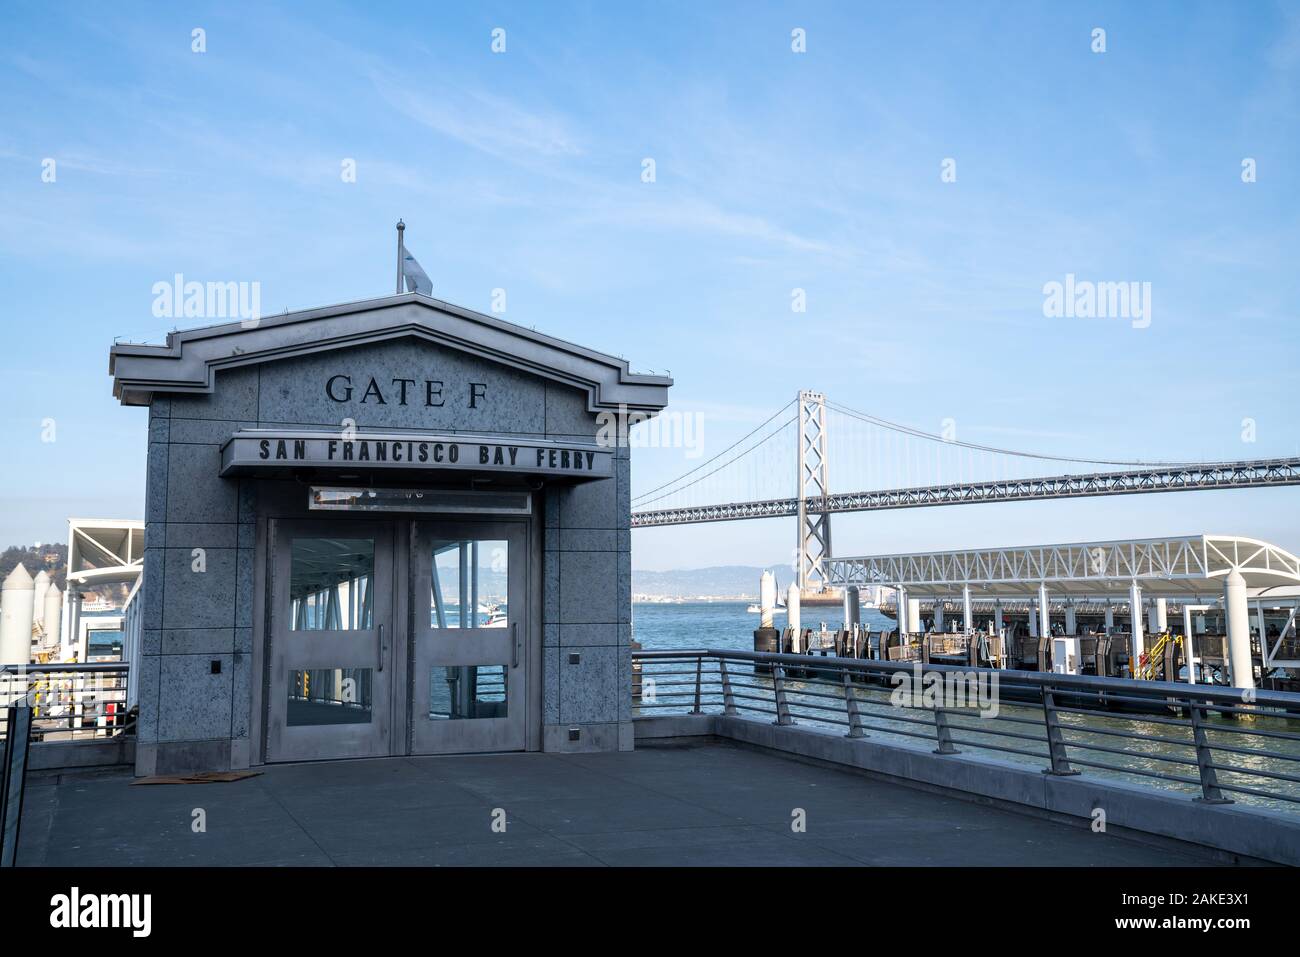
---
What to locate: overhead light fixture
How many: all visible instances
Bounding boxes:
[309,487,531,515]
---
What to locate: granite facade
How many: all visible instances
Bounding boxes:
[136,336,635,775]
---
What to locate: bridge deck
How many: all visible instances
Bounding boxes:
[18,742,1217,866]
[632,457,1300,526]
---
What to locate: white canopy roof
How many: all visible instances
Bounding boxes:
[827,535,1300,602]
[66,518,144,588]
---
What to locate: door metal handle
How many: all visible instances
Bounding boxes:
[378,623,386,673]
[512,622,520,669]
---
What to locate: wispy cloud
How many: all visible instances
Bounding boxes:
[0,148,178,178]
[1266,5,1300,71]
[594,196,832,254]
[369,70,582,161]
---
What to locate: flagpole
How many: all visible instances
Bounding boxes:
[396,219,405,294]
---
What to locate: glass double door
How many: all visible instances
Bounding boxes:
[411,521,526,754]
[266,518,527,763]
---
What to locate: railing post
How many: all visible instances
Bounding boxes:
[772,665,794,726]
[1189,701,1232,804]
[1,706,33,867]
[719,659,738,716]
[843,670,865,738]
[1041,687,1079,775]
[690,657,703,715]
[932,706,959,754]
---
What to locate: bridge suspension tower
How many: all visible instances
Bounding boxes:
[796,390,833,597]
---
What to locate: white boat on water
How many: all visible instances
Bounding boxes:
[746,602,787,614]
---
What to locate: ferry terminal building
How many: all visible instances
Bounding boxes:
[109,293,670,775]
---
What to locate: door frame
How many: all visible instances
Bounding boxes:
[265,518,398,763]
[256,499,542,764]
[408,518,530,754]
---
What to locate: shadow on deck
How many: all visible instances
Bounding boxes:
[17,740,1221,867]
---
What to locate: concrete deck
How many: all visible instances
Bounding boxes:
[17,741,1220,866]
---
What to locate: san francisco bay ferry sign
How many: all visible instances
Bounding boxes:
[219,429,612,480]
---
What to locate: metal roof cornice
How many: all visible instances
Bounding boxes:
[109,292,672,412]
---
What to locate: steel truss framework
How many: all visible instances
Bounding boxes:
[67,519,145,588]
[827,535,1300,669]
[823,535,1300,600]
[630,458,1300,528]
[796,390,831,590]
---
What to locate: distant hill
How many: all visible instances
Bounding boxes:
[0,544,67,591]
[631,565,789,599]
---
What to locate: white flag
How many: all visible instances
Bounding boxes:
[402,248,432,295]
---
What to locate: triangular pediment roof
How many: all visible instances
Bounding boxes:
[110,293,671,412]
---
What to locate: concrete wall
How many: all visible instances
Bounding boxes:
[136,337,631,775]
[30,738,135,771]
[541,383,634,752]
[137,376,254,777]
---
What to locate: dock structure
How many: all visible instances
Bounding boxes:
[825,535,1300,691]
[3,295,1298,867]
[631,647,1300,866]
[11,642,1300,867]
[60,519,143,663]
[15,741,1225,867]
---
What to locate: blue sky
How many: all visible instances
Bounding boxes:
[2,1,1298,572]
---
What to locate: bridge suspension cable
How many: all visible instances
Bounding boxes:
[630,398,796,509]
[630,391,1300,524]
[824,399,1202,469]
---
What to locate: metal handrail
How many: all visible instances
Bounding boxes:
[0,663,132,743]
[0,663,131,675]
[636,647,1300,706]
[632,648,1300,810]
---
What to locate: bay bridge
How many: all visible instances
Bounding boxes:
[631,391,1300,594]
[623,398,1300,865]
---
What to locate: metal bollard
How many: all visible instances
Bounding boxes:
[1189,702,1231,804]
[1040,688,1079,776]
[843,670,866,739]
[0,706,33,867]
[772,665,794,726]
[932,706,959,755]
[719,659,739,717]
